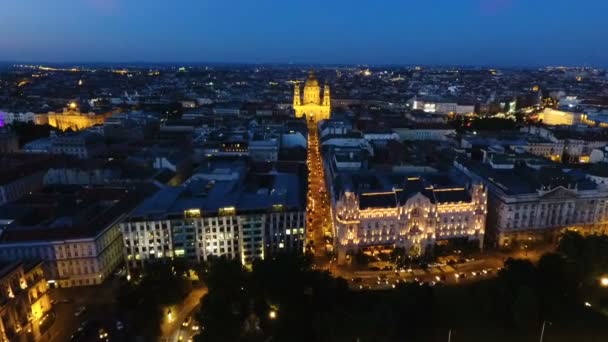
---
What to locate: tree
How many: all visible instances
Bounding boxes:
[558,231,585,260]
[558,231,608,284]
[390,247,406,262]
[498,258,537,291]
[353,250,371,266]
[537,253,577,319]
[9,121,58,145]
[116,260,193,340]
[194,258,248,342]
[511,286,539,330]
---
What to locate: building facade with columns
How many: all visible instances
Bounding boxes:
[42,103,110,132]
[455,155,608,247]
[332,176,487,262]
[293,71,331,122]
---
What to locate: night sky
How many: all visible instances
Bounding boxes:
[1,0,607,66]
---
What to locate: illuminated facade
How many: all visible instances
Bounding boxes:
[293,71,331,122]
[44,103,109,131]
[0,261,51,342]
[455,157,608,247]
[0,188,130,288]
[120,170,306,268]
[538,108,582,126]
[121,209,305,268]
[0,218,124,289]
[333,178,486,261]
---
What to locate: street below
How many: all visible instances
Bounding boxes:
[306,119,333,262]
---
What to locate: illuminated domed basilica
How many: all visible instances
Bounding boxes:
[293,70,330,122]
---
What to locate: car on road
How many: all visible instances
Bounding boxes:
[182,316,192,327]
[70,330,85,342]
[71,320,97,341]
[377,279,389,285]
[74,306,86,317]
[435,275,447,282]
[351,277,362,283]
[98,328,109,341]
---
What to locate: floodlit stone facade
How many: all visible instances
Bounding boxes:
[293,71,331,122]
[333,178,486,261]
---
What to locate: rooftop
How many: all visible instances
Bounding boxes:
[130,170,305,220]
[457,158,598,196]
[0,186,152,242]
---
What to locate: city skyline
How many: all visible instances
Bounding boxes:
[1,0,608,67]
[2,2,608,340]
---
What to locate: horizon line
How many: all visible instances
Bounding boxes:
[1,60,605,70]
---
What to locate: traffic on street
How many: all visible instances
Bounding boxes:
[306,119,334,259]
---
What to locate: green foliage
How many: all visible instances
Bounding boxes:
[194,258,249,342]
[193,244,608,341]
[194,254,441,342]
[558,231,608,284]
[9,121,58,145]
[390,247,406,261]
[512,286,539,329]
[353,250,372,266]
[479,251,596,332]
[117,260,192,339]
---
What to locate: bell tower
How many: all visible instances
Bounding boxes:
[293,81,301,107]
[323,83,331,107]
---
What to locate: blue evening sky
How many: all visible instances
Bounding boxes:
[1,0,607,66]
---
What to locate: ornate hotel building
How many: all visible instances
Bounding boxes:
[293,71,331,122]
[333,177,487,261]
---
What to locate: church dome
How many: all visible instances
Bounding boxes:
[304,70,319,88]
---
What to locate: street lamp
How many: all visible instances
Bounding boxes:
[600,276,608,287]
[539,321,552,342]
[269,310,277,320]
